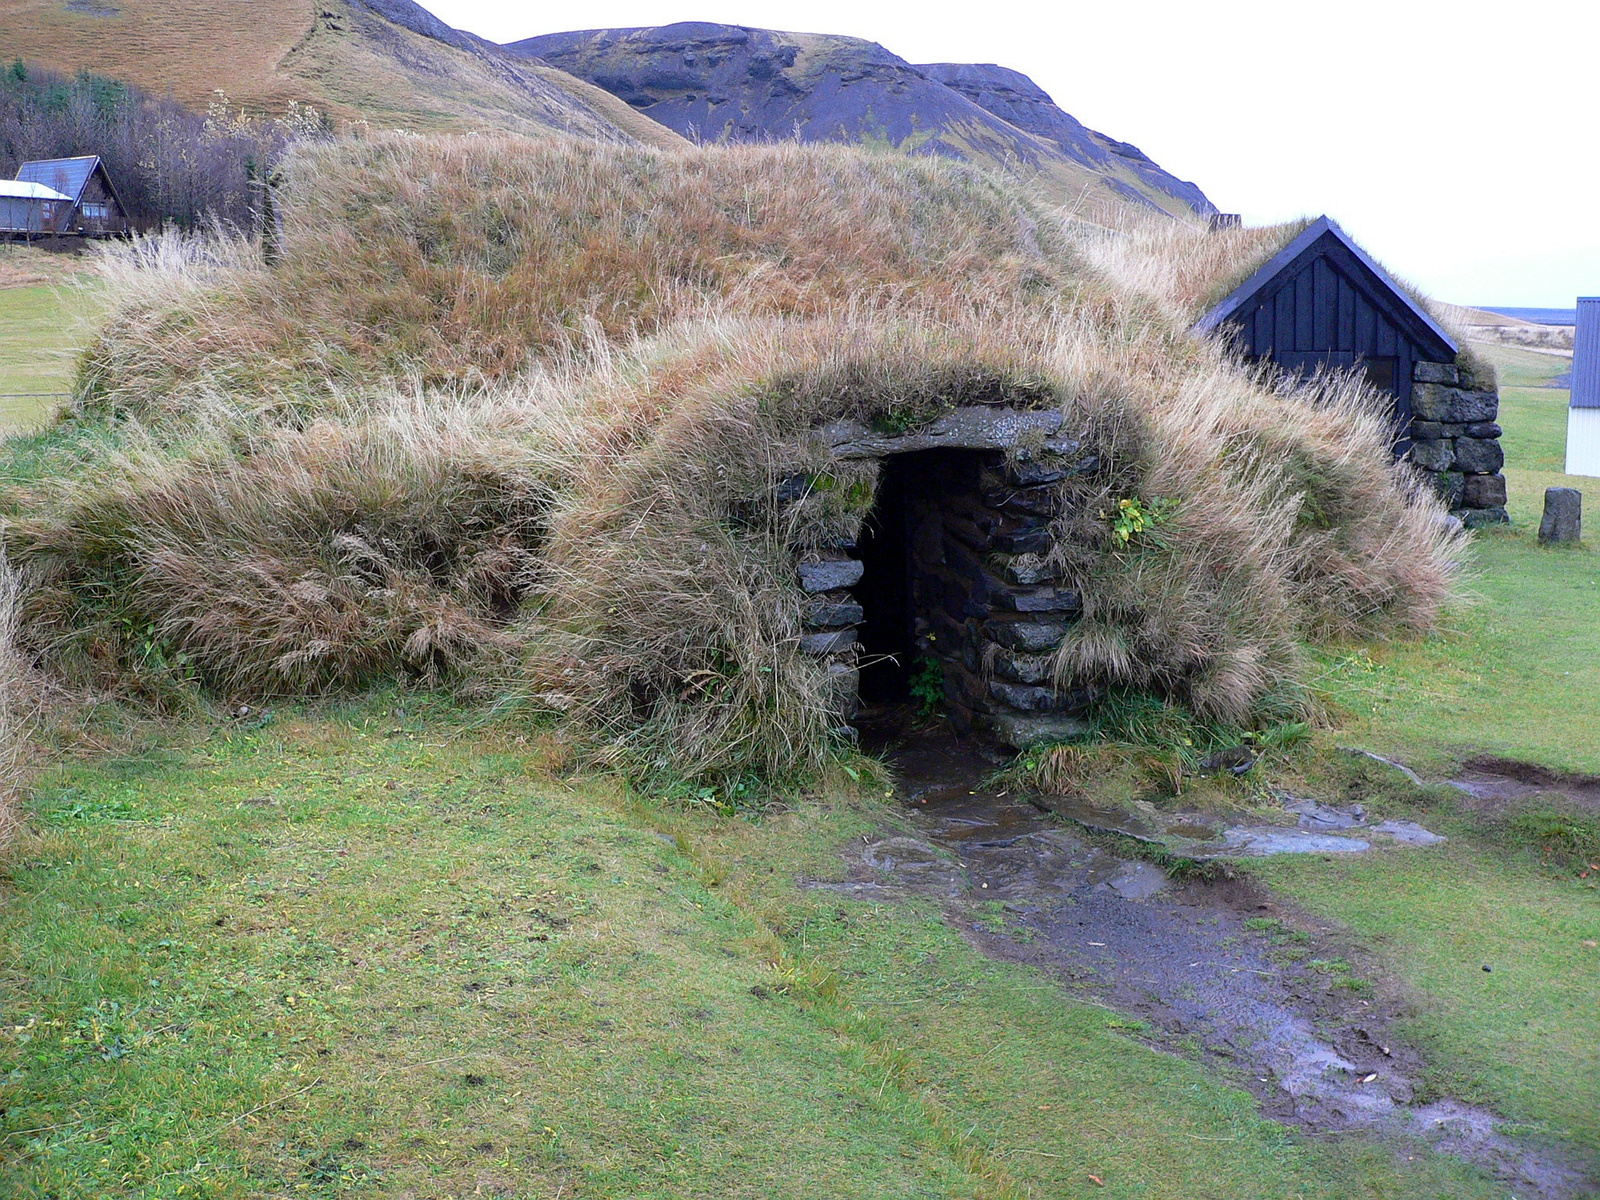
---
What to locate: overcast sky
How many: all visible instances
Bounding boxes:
[430,0,1596,307]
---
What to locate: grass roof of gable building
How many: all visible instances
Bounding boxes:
[1068,213,1310,327]
[3,134,1464,794]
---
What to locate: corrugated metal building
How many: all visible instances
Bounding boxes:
[0,179,74,235]
[1567,297,1600,477]
[12,156,128,235]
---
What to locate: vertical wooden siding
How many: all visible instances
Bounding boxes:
[1238,244,1423,420]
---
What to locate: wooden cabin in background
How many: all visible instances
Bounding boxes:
[12,155,128,236]
[1194,215,1510,526]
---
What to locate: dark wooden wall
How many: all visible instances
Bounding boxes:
[1221,239,1432,431]
[76,167,127,235]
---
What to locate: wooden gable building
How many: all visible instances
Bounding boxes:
[1194,216,1457,446]
[1195,215,1509,526]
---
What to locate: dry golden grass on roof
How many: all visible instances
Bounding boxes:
[5,132,1465,788]
[78,134,1089,423]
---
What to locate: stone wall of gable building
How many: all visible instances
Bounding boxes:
[1408,358,1509,528]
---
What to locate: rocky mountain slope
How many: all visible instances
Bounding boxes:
[508,23,1212,219]
[1,0,687,149]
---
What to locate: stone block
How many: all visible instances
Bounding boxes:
[942,662,996,714]
[818,406,1065,459]
[825,661,860,720]
[1413,360,1460,384]
[990,649,1052,684]
[774,474,812,503]
[1455,437,1504,475]
[1539,487,1582,544]
[803,599,864,628]
[998,552,1056,585]
[1408,420,1444,441]
[943,514,993,551]
[1005,456,1069,486]
[1412,384,1498,424]
[1458,506,1509,529]
[981,712,1090,751]
[1409,438,1455,472]
[800,629,856,655]
[1461,473,1507,509]
[989,680,1064,712]
[987,578,1081,613]
[1464,422,1502,439]
[1427,470,1465,508]
[994,525,1052,555]
[982,482,1060,517]
[1459,390,1500,423]
[798,558,863,593]
[987,618,1071,653]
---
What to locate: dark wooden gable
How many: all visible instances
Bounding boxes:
[1193,217,1457,436]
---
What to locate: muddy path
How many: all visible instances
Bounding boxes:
[816,713,1591,1199]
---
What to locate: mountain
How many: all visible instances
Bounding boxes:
[507,23,1212,219]
[916,63,1214,219]
[1,0,688,149]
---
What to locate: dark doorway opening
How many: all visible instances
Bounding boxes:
[854,449,986,706]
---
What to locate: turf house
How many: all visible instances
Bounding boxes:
[9,135,1469,782]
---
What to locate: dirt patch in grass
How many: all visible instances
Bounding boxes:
[1452,756,1600,812]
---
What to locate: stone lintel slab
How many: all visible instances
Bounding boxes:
[818,407,1065,459]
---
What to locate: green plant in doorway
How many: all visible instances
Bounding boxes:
[909,654,944,720]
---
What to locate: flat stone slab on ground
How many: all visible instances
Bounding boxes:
[1370,820,1447,846]
[1216,827,1372,856]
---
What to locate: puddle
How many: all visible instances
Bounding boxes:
[817,712,1588,1198]
[1038,790,1441,859]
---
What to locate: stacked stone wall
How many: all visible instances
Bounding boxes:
[906,452,1094,750]
[1409,359,1509,528]
[794,412,1101,751]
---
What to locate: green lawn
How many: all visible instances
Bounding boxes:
[1316,342,1600,775]
[0,707,1503,1199]
[0,283,91,435]
[1253,341,1600,1169]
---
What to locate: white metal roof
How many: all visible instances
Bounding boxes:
[0,179,73,201]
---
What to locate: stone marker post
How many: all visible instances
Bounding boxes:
[1538,488,1582,544]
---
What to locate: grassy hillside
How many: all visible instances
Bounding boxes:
[2,0,687,148]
